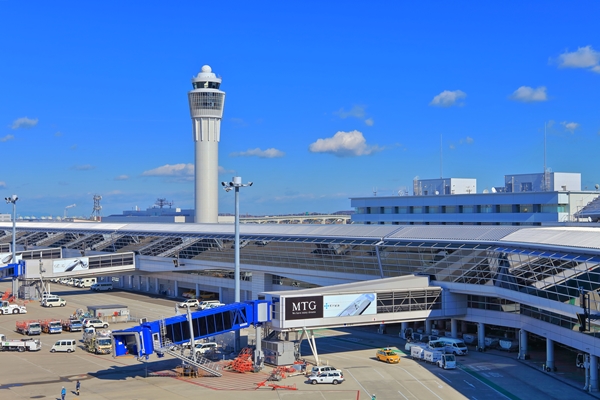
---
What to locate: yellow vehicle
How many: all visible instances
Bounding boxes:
[376,348,400,363]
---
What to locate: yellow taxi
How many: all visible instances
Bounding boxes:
[376,348,400,363]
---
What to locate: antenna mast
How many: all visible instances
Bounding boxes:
[91,195,102,221]
[440,134,443,178]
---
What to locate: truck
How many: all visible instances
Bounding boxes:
[40,319,62,334]
[0,300,27,315]
[62,318,83,332]
[84,329,112,354]
[436,354,457,369]
[0,334,41,352]
[16,320,42,335]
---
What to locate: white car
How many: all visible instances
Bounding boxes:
[177,299,199,308]
[82,319,109,329]
[308,371,345,385]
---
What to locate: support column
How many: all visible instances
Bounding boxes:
[591,355,598,392]
[195,283,200,299]
[425,320,432,335]
[545,338,554,371]
[451,319,458,338]
[174,280,178,298]
[254,325,264,371]
[400,322,408,339]
[518,329,528,360]
[145,277,150,292]
[155,278,159,294]
[477,322,485,351]
[461,320,467,334]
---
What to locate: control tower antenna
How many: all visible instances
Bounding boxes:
[155,198,173,209]
[188,65,225,223]
[91,195,102,221]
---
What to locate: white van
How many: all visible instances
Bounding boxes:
[41,293,59,302]
[198,300,221,310]
[51,339,76,353]
[438,337,469,355]
[78,277,97,288]
[42,297,66,307]
[91,282,113,291]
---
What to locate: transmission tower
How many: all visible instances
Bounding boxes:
[155,198,173,209]
[91,195,102,220]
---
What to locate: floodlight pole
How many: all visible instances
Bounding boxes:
[5,195,18,299]
[222,177,252,352]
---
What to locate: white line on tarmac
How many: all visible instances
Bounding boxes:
[464,380,475,388]
[344,368,373,400]
[438,373,452,383]
[398,367,444,400]
[398,390,410,400]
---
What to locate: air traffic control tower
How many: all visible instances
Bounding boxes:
[188,65,225,223]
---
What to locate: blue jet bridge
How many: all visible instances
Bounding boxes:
[111,300,271,376]
[0,261,25,281]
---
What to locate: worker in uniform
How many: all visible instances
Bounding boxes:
[61,386,66,400]
[76,380,80,396]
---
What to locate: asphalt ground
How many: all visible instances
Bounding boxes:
[0,281,598,400]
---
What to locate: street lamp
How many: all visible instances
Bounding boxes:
[222,177,252,351]
[5,194,18,299]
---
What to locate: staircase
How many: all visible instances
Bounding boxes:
[155,319,222,377]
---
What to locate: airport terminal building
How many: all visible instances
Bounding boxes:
[2,220,600,388]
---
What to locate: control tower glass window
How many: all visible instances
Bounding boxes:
[193,81,220,89]
[189,92,223,110]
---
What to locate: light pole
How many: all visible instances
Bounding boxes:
[221,177,252,351]
[5,195,18,299]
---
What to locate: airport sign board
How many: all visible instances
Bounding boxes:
[284,295,324,320]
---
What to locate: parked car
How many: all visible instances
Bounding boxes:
[308,371,344,385]
[376,348,400,363]
[194,342,218,354]
[177,299,199,308]
[310,365,342,376]
[41,297,66,307]
[82,319,109,329]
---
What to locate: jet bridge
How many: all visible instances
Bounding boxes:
[111,300,271,375]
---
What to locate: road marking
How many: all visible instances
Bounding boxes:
[344,367,373,400]
[432,380,444,388]
[464,379,475,388]
[398,390,410,400]
[438,373,452,383]
[398,367,444,400]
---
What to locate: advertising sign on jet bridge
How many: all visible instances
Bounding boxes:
[0,253,22,265]
[324,293,377,317]
[53,257,90,273]
[285,296,324,320]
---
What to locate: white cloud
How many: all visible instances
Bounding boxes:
[142,163,194,177]
[1,135,15,142]
[365,118,374,126]
[429,90,466,107]
[561,121,580,133]
[71,164,95,171]
[558,46,600,72]
[0,181,6,188]
[460,136,474,144]
[510,86,548,102]
[218,165,235,175]
[230,148,285,158]
[309,130,381,157]
[11,117,38,129]
[334,105,366,119]
[55,131,63,137]
[114,175,129,181]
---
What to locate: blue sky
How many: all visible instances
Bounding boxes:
[1,1,599,218]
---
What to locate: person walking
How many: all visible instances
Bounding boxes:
[61,386,66,400]
[75,380,80,396]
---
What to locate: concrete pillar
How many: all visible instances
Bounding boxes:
[460,320,467,334]
[477,322,485,351]
[145,276,150,292]
[591,355,599,392]
[546,338,554,371]
[195,283,200,299]
[451,319,458,338]
[174,280,178,298]
[155,278,159,294]
[425,319,432,335]
[401,322,408,339]
[518,329,528,360]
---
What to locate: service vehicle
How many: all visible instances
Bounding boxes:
[0,300,26,315]
[61,318,83,332]
[411,345,425,360]
[194,342,218,354]
[177,299,199,308]
[437,353,457,369]
[0,334,41,352]
[16,320,42,335]
[77,277,97,288]
[90,282,113,291]
[84,329,112,354]
[376,348,400,363]
[51,339,76,353]
[423,348,444,364]
[41,297,66,307]
[438,337,469,355]
[428,339,447,353]
[82,319,109,329]
[308,371,344,385]
[205,302,225,309]
[40,319,62,334]
[198,300,221,310]
[40,293,59,302]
